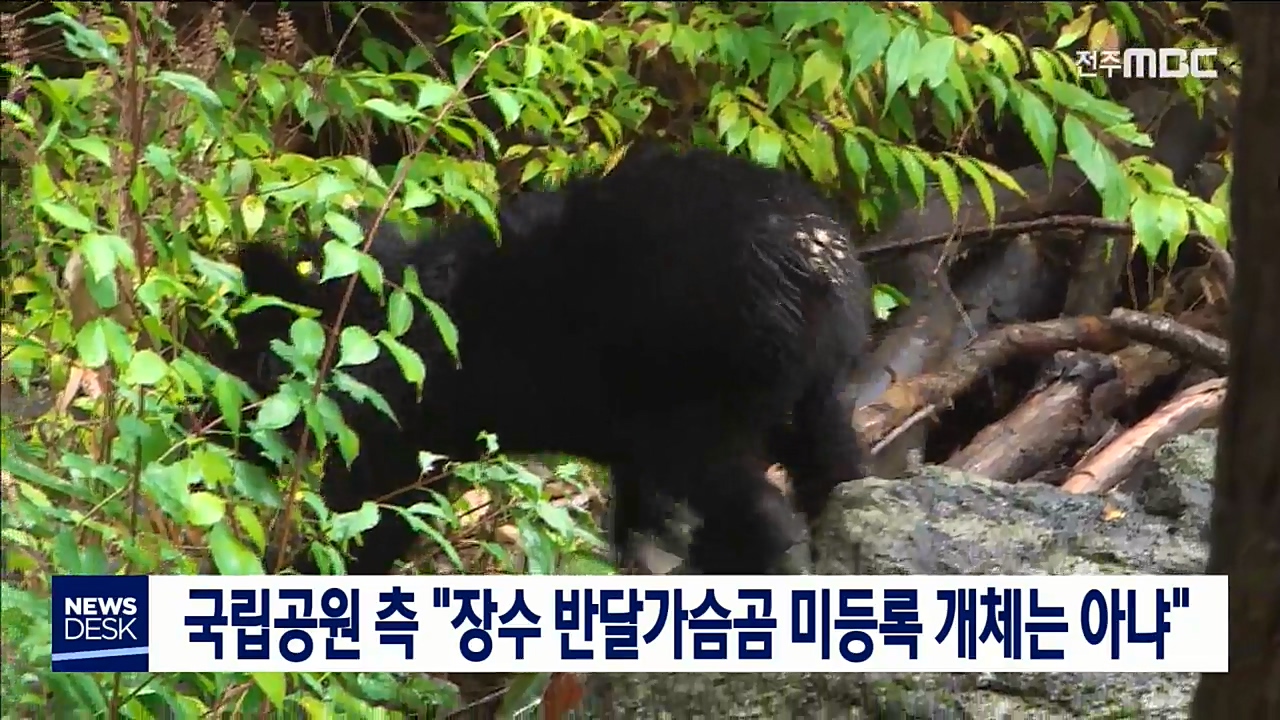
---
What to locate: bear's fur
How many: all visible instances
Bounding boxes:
[211,144,871,575]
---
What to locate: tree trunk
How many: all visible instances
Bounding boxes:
[1190,5,1280,718]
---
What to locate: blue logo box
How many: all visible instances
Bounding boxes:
[51,575,150,672]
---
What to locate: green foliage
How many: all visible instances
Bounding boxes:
[0,1,1230,717]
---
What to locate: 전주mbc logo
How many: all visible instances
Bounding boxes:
[52,575,150,672]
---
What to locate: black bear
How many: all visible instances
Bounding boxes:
[210,143,871,575]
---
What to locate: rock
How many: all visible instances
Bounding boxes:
[1133,429,1217,540]
[577,431,1220,719]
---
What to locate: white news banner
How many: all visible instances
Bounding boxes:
[53,574,1229,674]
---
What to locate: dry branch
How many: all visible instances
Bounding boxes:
[856,317,1129,449]
[1105,308,1230,373]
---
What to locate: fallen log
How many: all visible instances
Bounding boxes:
[946,352,1118,482]
[942,307,1223,482]
[858,310,1230,463]
[1061,377,1226,494]
[851,234,1061,408]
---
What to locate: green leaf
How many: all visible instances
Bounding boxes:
[497,674,552,720]
[321,240,361,282]
[339,155,387,189]
[207,523,264,575]
[30,162,56,202]
[235,505,268,552]
[717,101,742,139]
[1100,173,1132,223]
[362,98,422,124]
[883,28,922,101]
[1155,194,1191,260]
[194,448,235,487]
[75,318,110,369]
[793,129,838,184]
[953,158,999,224]
[102,318,134,366]
[1055,10,1094,49]
[387,290,414,338]
[357,252,386,297]
[562,553,618,576]
[156,71,224,109]
[563,106,590,126]
[1102,122,1152,148]
[725,115,750,152]
[1014,88,1059,170]
[742,28,774,81]
[970,158,1026,198]
[324,212,365,247]
[67,135,112,166]
[415,78,456,110]
[843,6,891,76]
[53,532,84,573]
[747,125,784,167]
[421,297,459,359]
[898,150,927,206]
[534,502,576,536]
[376,333,426,387]
[1130,193,1164,261]
[205,195,232,238]
[1034,78,1131,126]
[873,141,900,185]
[766,55,797,111]
[1037,48,1073,82]
[1063,113,1116,194]
[523,44,546,79]
[914,36,958,90]
[330,502,382,543]
[84,266,120,312]
[256,390,302,431]
[927,156,963,218]
[214,373,245,435]
[873,284,907,321]
[123,350,168,387]
[402,181,437,211]
[945,61,975,113]
[798,48,842,97]
[983,33,1025,77]
[333,420,361,468]
[241,195,266,238]
[842,135,870,181]
[517,518,556,575]
[297,697,329,720]
[338,326,380,368]
[489,87,522,127]
[40,201,93,232]
[332,370,398,424]
[252,672,287,709]
[185,491,226,526]
[885,94,918,142]
[80,233,132,282]
[257,71,287,111]
[1190,197,1229,245]
[290,317,327,363]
